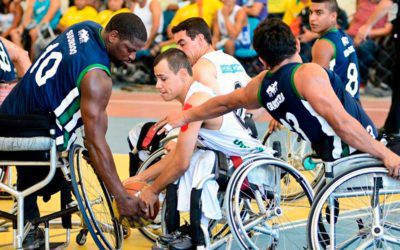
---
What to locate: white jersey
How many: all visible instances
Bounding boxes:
[185,82,264,157]
[217,5,251,47]
[133,0,164,43]
[201,50,251,131]
[201,50,251,94]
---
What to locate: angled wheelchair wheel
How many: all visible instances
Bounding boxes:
[136,147,167,242]
[226,156,314,249]
[136,148,231,246]
[69,144,122,249]
[262,128,324,200]
[308,164,400,250]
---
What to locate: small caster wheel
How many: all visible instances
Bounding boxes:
[76,228,88,245]
[123,226,131,239]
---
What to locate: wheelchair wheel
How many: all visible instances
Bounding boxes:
[136,148,231,246]
[262,128,324,200]
[226,156,314,249]
[69,144,122,249]
[308,164,400,250]
[135,147,167,242]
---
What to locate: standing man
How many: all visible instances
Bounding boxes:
[309,0,361,100]
[0,13,148,247]
[356,0,400,135]
[155,18,400,175]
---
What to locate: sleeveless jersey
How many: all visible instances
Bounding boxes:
[319,28,360,100]
[201,50,253,134]
[185,82,264,156]
[217,5,251,48]
[0,39,16,82]
[133,0,163,43]
[258,63,377,161]
[0,21,111,151]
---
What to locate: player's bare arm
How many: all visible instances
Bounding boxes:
[312,38,334,69]
[0,37,31,77]
[155,71,266,133]
[140,92,212,212]
[296,63,400,176]
[80,69,147,218]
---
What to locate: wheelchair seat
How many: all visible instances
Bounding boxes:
[0,114,55,161]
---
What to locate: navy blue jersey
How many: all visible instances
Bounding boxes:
[319,28,360,100]
[0,39,16,82]
[0,21,111,151]
[258,63,377,161]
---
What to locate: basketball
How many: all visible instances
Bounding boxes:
[113,180,160,229]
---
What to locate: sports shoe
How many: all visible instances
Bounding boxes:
[364,84,391,97]
[168,235,193,250]
[158,223,191,246]
[23,227,45,249]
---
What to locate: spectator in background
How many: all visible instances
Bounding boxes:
[0,0,23,39]
[9,0,61,58]
[130,0,163,50]
[87,0,104,11]
[167,0,223,38]
[268,0,286,19]
[57,0,98,32]
[212,0,250,55]
[236,0,267,20]
[97,0,130,27]
[347,0,392,96]
[283,0,310,27]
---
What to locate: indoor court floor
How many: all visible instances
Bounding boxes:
[0,89,392,249]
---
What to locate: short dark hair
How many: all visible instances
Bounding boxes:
[311,0,339,13]
[154,48,193,76]
[105,13,147,43]
[171,17,212,45]
[253,18,297,68]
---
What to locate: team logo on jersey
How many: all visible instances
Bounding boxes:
[266,81,278,97]
[66,30,77,55]
[78,29,90,44]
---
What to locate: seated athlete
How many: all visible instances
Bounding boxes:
[0,13,148,248]
[155,18,400,176]
[125,48,267,249]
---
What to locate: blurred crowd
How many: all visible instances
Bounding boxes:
[0,0,394,96]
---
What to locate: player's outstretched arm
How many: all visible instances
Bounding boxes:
[155,71,266,134]
[80,69,147,219]
[0,37,31,77]
[297,63,400,176]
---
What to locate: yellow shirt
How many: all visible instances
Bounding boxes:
[97,8,131,27]
[283,0,310,25]
[59,6,98,28]
[268,0,288,14]
[169,0,222,28]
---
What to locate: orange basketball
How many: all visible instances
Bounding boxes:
[113,180,160,229]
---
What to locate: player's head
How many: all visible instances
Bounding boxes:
[104,13,147,66]
[172,17,212,65]
[253,18,298,69]
[153,48,193,102]
[309,0,338,34]
[107,0,126,11]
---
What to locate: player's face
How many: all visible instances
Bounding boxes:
[173,30,203,65]
[309,2,336,34]
[109,37,145,67]
[108,0,124,11]
[154,60,182,101]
